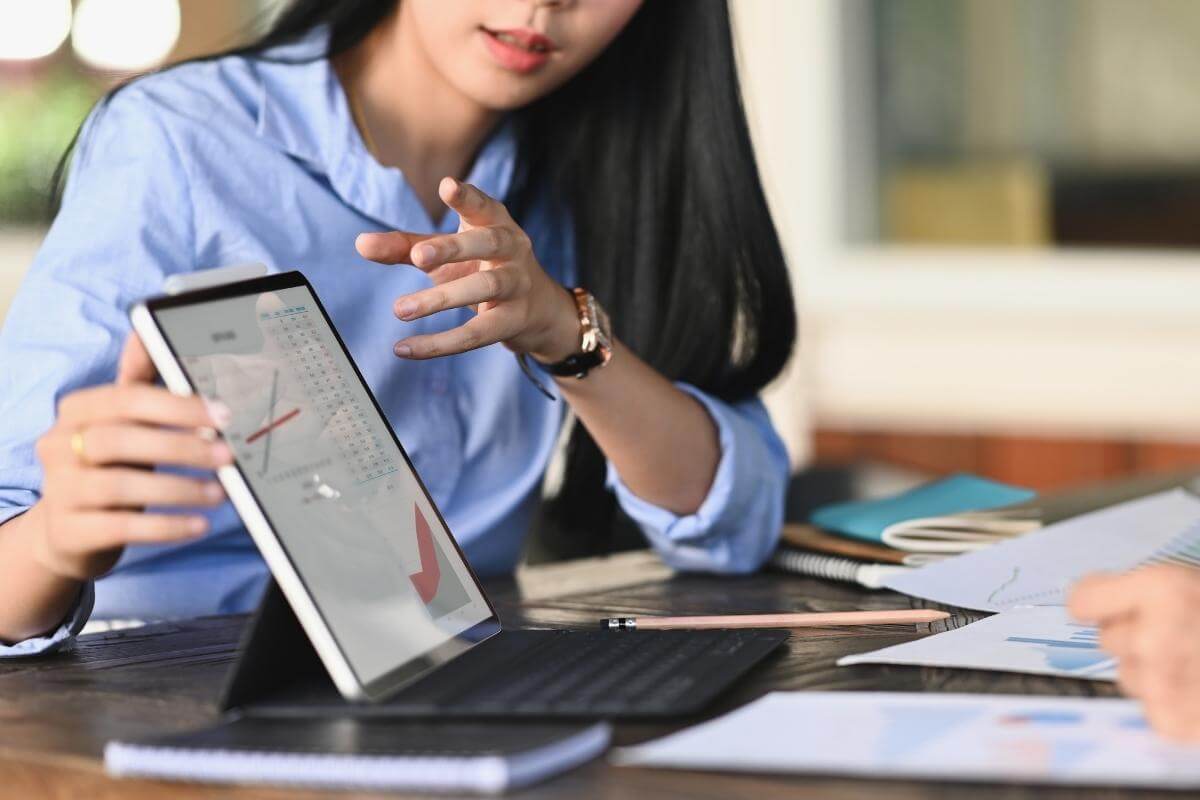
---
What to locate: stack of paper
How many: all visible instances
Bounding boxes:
[882,489,1200,612]
[843,489,1200,679]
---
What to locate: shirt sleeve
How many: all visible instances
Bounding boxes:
[605,383,788,574]
[0,88,194,656]
[0,582,94,658]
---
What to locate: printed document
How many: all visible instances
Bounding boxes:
[838,606,1117,681]
[614,692,1200,789]
[881,489,1200,612]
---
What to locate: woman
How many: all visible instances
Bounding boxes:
[0,0,795,653]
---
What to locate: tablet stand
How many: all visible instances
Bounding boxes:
[219,580,329,711]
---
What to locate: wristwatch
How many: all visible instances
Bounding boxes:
[518,287,613,398]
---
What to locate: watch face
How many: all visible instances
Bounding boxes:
[585,294,613,351]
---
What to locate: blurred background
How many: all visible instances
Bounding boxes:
[2,0,1199,506]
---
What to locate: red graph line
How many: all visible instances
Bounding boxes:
[409,504,441,604]
[245,408,300,444]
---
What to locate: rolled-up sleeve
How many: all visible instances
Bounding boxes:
[0,88,193,656]
[605,383,788,574]
[0,583,94,657]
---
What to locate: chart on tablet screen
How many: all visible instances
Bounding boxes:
[182,299,472,621]
[410,504,471,618]
[155,283,495,685]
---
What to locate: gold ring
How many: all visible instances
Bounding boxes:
[70,430,88,464]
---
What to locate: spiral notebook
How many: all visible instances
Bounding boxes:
[105,718,611,794]
[770,548,910,589]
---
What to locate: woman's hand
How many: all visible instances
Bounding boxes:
[1069,566,1200,741]
[355,177,580,364]
[28,333,232,581]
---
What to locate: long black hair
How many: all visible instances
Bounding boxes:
[58,0,796,558]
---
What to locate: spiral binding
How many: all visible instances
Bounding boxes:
[770,549,862,583]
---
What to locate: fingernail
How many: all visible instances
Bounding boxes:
[212,442,234,465]
[413,244,435,265]
[188,516,209,535]
[395,343,412,357]
[204,399,232,429]
[395,300,417,319]
[204,482,225,502]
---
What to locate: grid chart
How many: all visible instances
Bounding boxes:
[259,304,397,486]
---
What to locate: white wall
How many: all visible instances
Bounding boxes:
[730,0,1200,458]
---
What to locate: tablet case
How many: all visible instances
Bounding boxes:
[220,579,330,712]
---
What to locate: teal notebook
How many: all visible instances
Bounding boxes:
[810,474,1036,546]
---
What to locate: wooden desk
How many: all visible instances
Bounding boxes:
[0,551,1161,800]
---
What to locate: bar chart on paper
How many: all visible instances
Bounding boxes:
[839,606,1118,681]
[1004,622,1114,678]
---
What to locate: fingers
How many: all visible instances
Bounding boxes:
[1117,655,1143,697]
[355,231,438,265]
[1098,617,1135,655]
[68,511,210,550]
[395,315,515,359]
[1068,571,1141,623]
[1072,566,1200,742]
[1145,706,1200,743]
[52,424,234,470]
[46,467,225,510]
[116,333,157,386]
[427,259,484,286]
[394,269,525,321]
[56,384,219,430]
[357,179,514,267]
[439,177,510,226]
[408,225,525,271]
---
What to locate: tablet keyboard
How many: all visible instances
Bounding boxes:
[381,627,788,718]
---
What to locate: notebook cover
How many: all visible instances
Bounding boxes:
[105,717,611,793]
[780,524,909,565]
[809,474,1036,544]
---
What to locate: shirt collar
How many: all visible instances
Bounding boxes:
[254,27,517,232]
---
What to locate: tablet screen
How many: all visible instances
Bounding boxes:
[150,281,494,688]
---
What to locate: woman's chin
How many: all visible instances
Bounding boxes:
[461,75,558,112]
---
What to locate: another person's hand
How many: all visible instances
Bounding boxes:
[355,177,580,364]
[28,333,232,581]
[1069,566,1200,741]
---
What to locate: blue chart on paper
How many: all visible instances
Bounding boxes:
[1006,624,1114,675]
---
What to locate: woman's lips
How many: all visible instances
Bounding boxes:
[480,27,557,74]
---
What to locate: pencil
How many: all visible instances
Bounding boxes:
[601,609,950,630]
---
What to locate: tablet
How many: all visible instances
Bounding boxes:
[130,271,499,702]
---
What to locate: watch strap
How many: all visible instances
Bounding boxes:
[537,348,607,378]
[515,287,612,400]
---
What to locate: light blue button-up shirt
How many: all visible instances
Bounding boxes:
[0,33,788,656]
